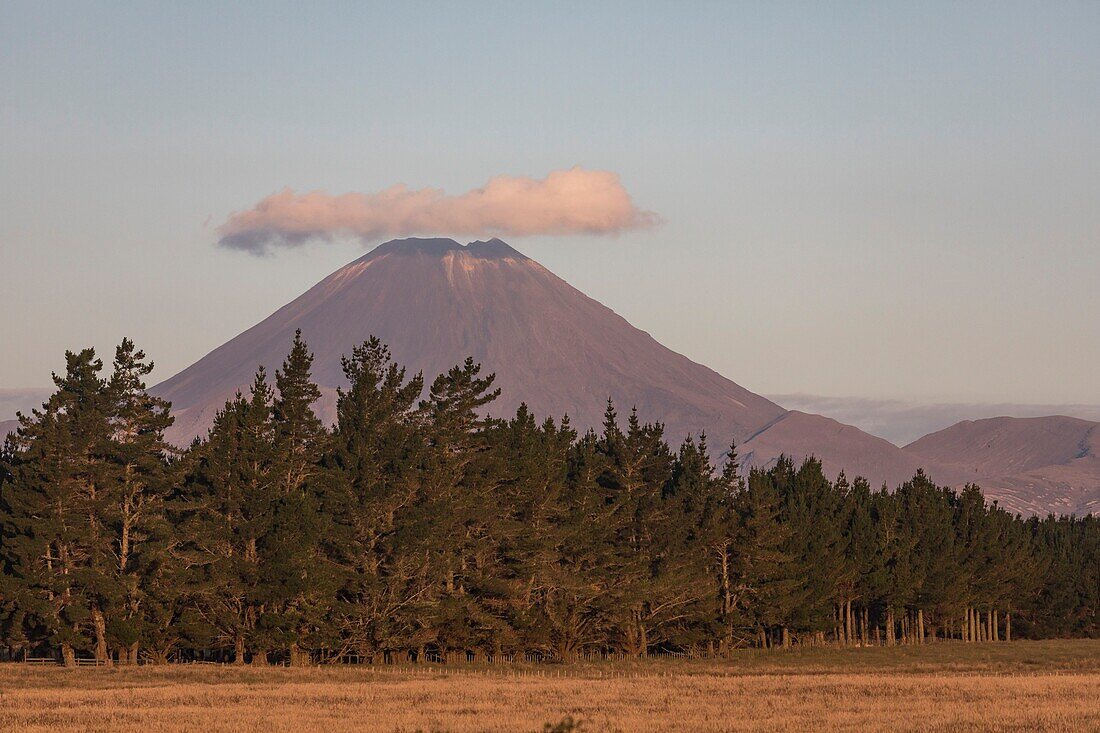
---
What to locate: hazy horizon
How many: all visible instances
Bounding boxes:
[3,2,1099,405]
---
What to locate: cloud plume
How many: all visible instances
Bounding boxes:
[217,168,659,253]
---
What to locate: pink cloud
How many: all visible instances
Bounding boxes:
[217,168,659,253]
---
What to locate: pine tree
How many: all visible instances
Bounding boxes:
[890,472,958,643]
[694,441,744,652]
[416,357,500,660]
[261,330,331,664]
[96,339,176,663]
[597,405,676,655]
[729,465,795,648]
[177,370,276,663]
[843,477,880,645]
[483,405,579,659]
[662,434,725,652]
[547,427,618,659]
[324,337,425,661]
[0,349,112,665]
[955,484,992,641]
[777,458,846,645]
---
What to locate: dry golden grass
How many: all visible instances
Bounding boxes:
[1,640,1098,732]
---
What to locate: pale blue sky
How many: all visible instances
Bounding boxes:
[2,2,1098,403]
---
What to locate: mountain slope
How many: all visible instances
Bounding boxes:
[152,238,785,447]
[905,416,1100,515]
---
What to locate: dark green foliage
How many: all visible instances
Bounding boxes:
[323,337,426,658]
[2,336,1098,665]
[0,342,175,664]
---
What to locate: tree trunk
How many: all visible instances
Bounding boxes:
[917,609,925,644]
[1006,612,1012,642]
[234,633,246,665]
[127,641,139,665]
[720,549,732,617]
[851,606,858,645]
[290,642,310,666]
[61,642,76,668]
[91,606,110,665]
[886,609,895,646]
[251,649,268,666]
[781,626,790,649]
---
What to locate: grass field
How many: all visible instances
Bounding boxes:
[1,640,1098,732]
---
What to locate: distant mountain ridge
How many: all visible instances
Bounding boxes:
[768,393,1100,446]
[736,411,1100,515]
[906,416,1100,515]
[737,410,967,489]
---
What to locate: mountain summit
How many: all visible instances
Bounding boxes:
[153,237,785,448]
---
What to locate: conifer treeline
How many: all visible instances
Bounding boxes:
[1,336,1097,665]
